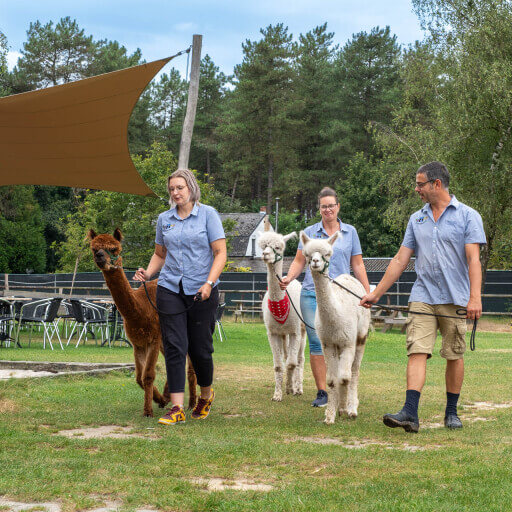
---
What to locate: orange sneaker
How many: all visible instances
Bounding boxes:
[158,405,186,425]
[191,389,215,420]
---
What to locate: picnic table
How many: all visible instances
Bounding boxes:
[372,305,409,333]
[232,299,263,323]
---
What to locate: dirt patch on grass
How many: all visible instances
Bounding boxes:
[289,436,441,452]
[480,348,512,353]
[54,425,157,440]
[190,477,273,492]
[0,398,18,413]
[464,401,512,411]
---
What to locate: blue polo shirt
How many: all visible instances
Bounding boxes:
[402,195,486,307]
[155,203,225,295]
[298,220,363,292]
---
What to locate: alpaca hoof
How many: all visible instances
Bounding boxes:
[293,390,303,396]
[143,411,154,417]
[338,409,347,417]
[271,395,282,402]
[348,412,358,420]
[324,416,335,425]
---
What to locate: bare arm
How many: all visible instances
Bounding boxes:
[133,244,166,282]
[196,238,227,300]
[279,249,306,290]
[359,245,414,307]
[351,254,370,294]
[465,243,482,320]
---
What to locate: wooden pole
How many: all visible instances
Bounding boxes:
[178,34,202,170]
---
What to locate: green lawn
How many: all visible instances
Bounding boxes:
[0,321,511,511]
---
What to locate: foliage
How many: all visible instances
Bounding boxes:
[338,154,401,257]
[0,186,46,273]
[269,209,310,256]
[55,143,237,272]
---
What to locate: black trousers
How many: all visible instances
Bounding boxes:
[156,283,218,393]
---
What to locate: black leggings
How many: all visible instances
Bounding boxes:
[156,283,218,393]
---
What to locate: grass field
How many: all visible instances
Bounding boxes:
[0,320,511,512]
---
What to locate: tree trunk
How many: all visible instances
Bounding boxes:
[178,34,202,170]
[267,155,274,216]
[206,148,211,183]
[230,175,238,204]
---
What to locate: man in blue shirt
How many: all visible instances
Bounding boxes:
[360,162,486,432]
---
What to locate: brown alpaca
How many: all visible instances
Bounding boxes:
[88,228,197,416]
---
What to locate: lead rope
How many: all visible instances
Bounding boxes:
[274,271,478,350]
[123,265,198,316]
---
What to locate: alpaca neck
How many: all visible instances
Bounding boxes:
[266,259,285,301]
[101,268,138,320]
[311,271,335,317]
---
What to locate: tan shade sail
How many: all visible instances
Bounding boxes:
[0,56,174,197]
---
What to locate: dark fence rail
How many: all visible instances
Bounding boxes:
[1,270,512,314]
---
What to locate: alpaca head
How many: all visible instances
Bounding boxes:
[258,220,296,265]
[300,230,340,274]
[88,228,123,271]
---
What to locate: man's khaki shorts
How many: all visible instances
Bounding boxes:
[406,302,467,360]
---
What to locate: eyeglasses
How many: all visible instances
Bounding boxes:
[320,203,338,211]
[169,185,188,192]
[415,179,435,189]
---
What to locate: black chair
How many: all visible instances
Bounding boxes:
[214,302,227,342]
[0,299,16,347]
[65,299,110,347]
[14,298,63,350]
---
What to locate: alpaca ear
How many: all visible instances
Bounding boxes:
[283,231,297,243]
[113,228,123,242]
[264,217,271,232]
[300,230,310,246]
[328,231,340,246]
[87,229,97,240]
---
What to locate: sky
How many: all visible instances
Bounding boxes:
[1,0,426,78]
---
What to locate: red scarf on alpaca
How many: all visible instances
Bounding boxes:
[267,295,290,324]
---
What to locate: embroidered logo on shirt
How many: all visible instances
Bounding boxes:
[416,215,427,224]
[163,223,175,230]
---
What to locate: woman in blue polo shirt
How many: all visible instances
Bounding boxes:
[279,187,370,407]
[134,169,226,425]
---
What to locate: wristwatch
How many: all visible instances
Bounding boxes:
[206,280,214,287]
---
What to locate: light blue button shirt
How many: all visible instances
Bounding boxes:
[402,195,486,307]
[155,203,225,295]
[298,220,363,292]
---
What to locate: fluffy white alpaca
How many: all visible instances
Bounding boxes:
[300,230,371,424]
[259,220,306,401]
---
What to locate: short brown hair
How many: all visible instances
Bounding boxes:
[317,187,338,207]
[167,169,201,207]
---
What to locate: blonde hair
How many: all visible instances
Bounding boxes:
[167,168,201,207]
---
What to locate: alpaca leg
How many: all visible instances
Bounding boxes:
[186,355,198,410]
[323,344,339,425]
[133,346,146,391]
[338,379,349,417]
[269,333,285,401]
[338,345,356,384]
[296,330,306,396]
[346,343,366,418]
[145,342,168,409]
[285,334,301,395]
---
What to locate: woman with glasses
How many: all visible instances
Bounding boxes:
[134,169,227,425]
[279,187,370,407]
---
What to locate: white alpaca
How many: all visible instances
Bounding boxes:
[259,220,307,401]
[300,230,371,424]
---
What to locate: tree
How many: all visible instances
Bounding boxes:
[218,24,302,214]
[0,31,9,96]
[190,55,228,181]
[0,186,46,273]
[327,27,402,167]
[292,24,336,214]
[337,154,401,257]
[16,17,95,88]
[382,0,512,275]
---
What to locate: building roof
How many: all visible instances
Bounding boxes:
[219,213,266,256]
